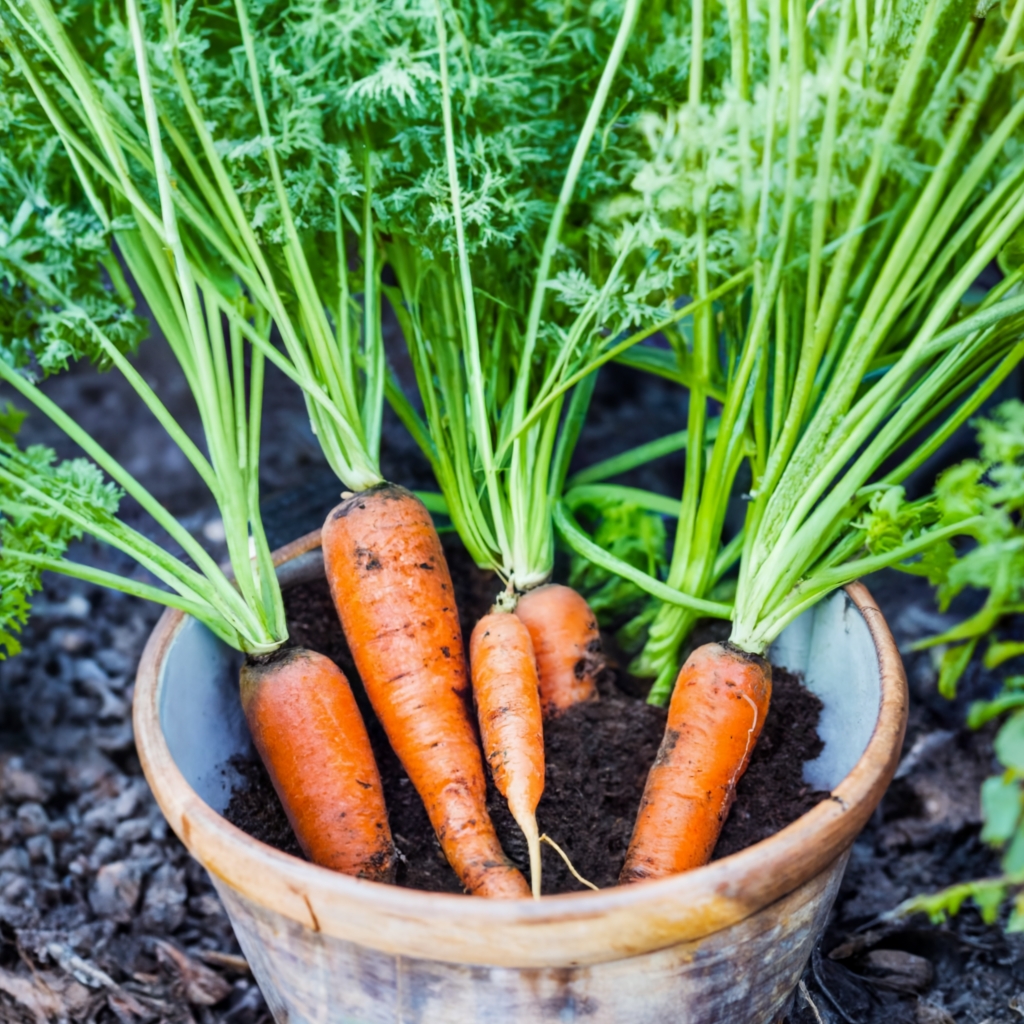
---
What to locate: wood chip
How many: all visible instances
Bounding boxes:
[45,941,117,990]
[106,989,156,1024]
[197,951,250,975]
[0,965,92,1024]
[916,1001,956,1024]
[828,925,898,960]
[154,941,232,1006]
[862,949,934,993]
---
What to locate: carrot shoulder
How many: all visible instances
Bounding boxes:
[470,611,545,898]
[620,642,771,884]
[322,484,530,899]
[514,584,604,716]
[240,646,395,881]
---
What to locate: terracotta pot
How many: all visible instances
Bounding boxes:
[134,531,907,1024]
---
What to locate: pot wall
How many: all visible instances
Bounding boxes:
[214,855,846,1024]
[134,538,907,1024]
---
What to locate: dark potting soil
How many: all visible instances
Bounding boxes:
[223,538,829,895]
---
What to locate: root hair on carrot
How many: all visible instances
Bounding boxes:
[540,834,600,892]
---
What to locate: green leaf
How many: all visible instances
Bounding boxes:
[969,693,1024,729]
[0,119,147,375]
[986,641,1024,670]
[980,775,1022,846]
[899,883,973,923]
[996,712,1024,774]
[934,461,988,526]
[1004,826,1024,875]
[0,586,30,658]
[0,429,122,658]
[1007,902,1024,932]
[566,497,669,656]
[0,403,26,444]
[973,882,1007,925]
[938,639,977,699]
[976,401,1024,466]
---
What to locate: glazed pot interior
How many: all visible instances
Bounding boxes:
[159,549,879,819]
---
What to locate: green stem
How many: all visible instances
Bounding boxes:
[499,270,753,458]
[0,361,248,620]
[554,502,733,618]
[511,0,642,432]
[568,421,719,488]
[1,550,223,632]
[432,0,510,569]
[565,485,681,517]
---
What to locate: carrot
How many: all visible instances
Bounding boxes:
[514,584,604,716]
[240,647,395,881]
[322,484,531,899]
[470,611,545,898]
[620,642,772,883]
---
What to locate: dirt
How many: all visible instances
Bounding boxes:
[0,573,266,1024]
[224,544,828,895]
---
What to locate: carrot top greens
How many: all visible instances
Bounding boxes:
[3,0,712,594]
[0,0,671,644]
[2,0,1024,699]
[552,0,1024,700]
[0,0,292,655]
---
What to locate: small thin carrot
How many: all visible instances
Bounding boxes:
[514,584,604,716]
[322,484,530,899]
[620,642,772,883]
[470,610,545,898]
[240,647,395,881]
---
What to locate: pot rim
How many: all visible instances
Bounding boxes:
[133,528,908,968]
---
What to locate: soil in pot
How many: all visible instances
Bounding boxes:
[224,538,830,895]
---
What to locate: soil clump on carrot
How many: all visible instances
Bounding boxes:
[224,539,829,893]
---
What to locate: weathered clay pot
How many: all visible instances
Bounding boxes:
[133,531,907,1024]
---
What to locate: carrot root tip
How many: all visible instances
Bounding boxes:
[513,811,542,899]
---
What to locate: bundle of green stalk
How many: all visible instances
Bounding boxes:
[0,0,703,897]
[553,0,1024,879]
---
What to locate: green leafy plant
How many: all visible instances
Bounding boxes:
[565,486,671,658]
[376,0,736,596]
[0,93,146,374]
[910,400,1024,696]
[3,0,723,606]
[1,0,388,497]
[889,400,1024,931]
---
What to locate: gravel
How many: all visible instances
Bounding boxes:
[0,569,267,1024]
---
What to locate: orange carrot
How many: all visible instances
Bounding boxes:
[470,611,545,898]
[322,484,530,899]
[514,584,604,716]
[240,647,395,881]
[620,642,772,883]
